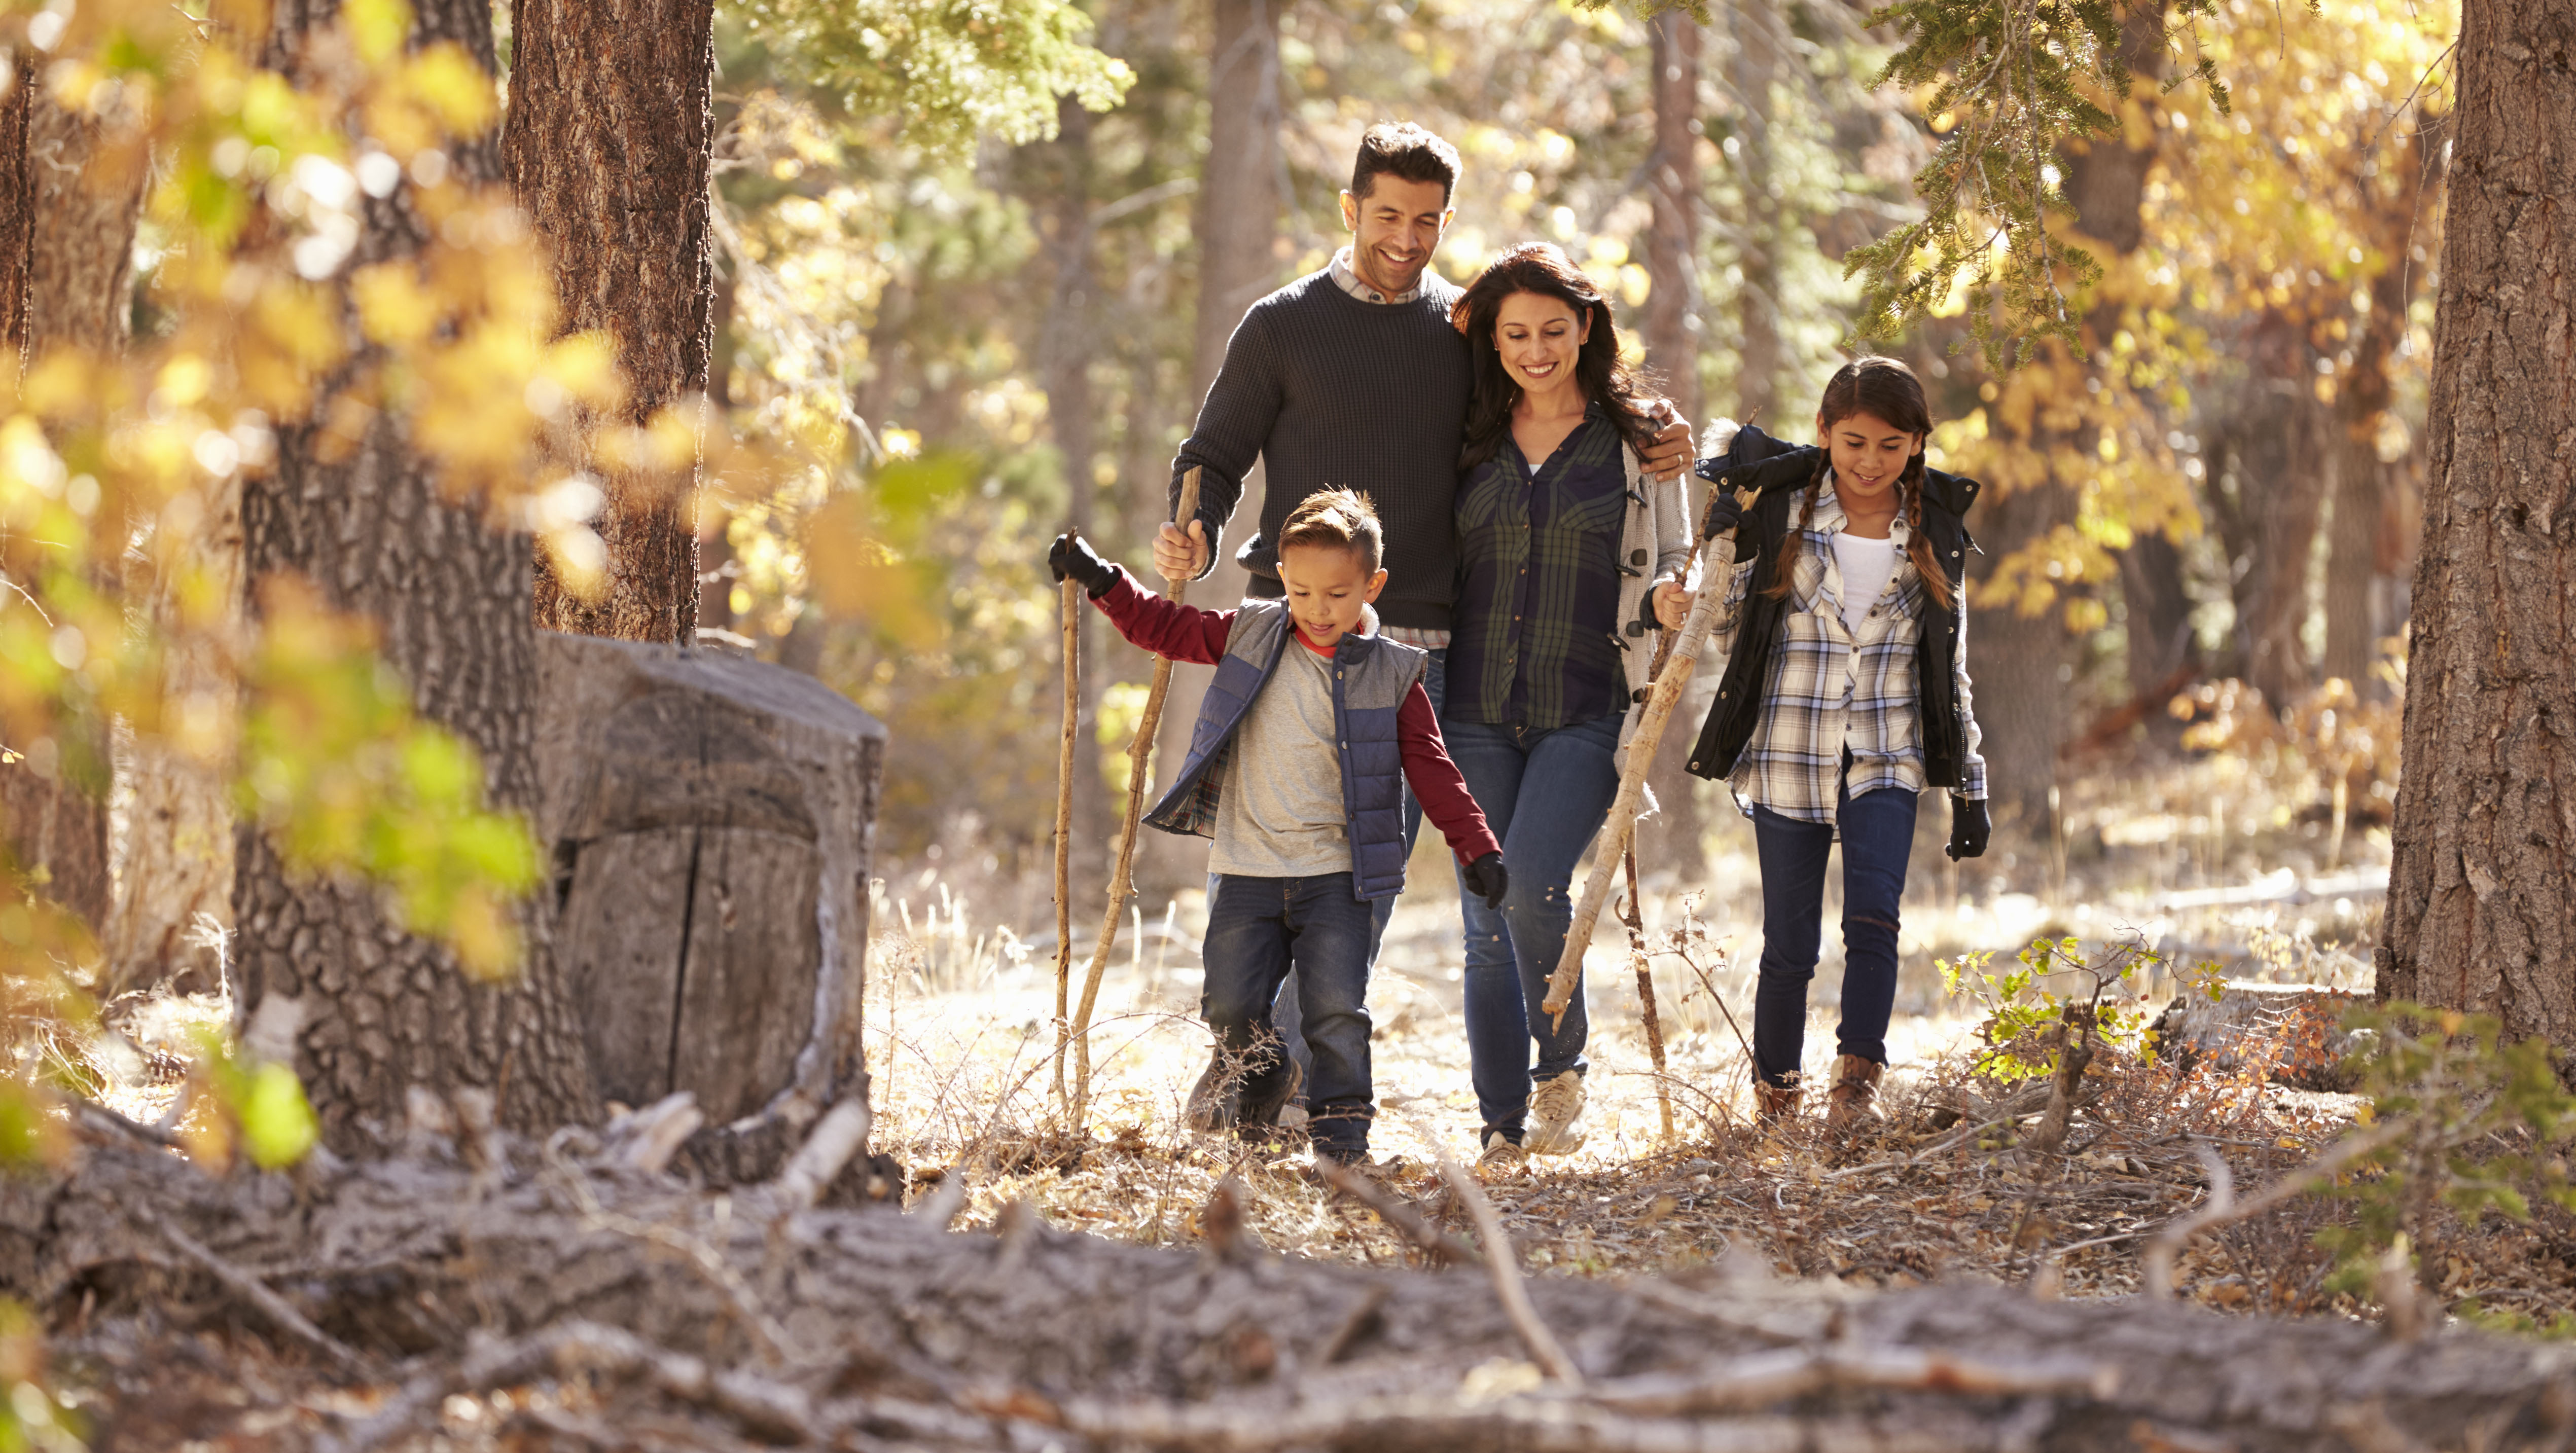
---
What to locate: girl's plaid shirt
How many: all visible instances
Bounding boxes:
[1709,482,1988,827]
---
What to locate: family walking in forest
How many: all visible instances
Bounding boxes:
[1050,121,1991,1174]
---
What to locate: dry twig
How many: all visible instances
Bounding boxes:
[1406,1114,1583,1386]
[130,1202,369,1375]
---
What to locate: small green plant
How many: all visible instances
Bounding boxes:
[2311,1003,2576,1317]
[1940,936,2222,1084]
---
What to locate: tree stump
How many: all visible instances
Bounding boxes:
[2151,980,2363,1092]
[533,632,886,1182]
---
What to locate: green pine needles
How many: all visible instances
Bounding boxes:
[1847,0,2235,366]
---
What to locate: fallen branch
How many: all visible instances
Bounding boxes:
[1407,1115,1582,1386]
[1583,1346,2116,1416]
[131,1203,368,1376]
[325,1319,827,1453]
[2141,1119,2411,1299]
[1318,1159,1486,1268]
[771,1097,872,1212]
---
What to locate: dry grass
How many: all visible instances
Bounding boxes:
[862,834,2576,1333]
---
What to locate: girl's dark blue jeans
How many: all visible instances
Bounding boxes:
[1749,783,1920,1087]
[1440,711,1622,1143]
[1201,871,1377,1156]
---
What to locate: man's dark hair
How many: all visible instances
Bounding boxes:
[1349,123,1461,206]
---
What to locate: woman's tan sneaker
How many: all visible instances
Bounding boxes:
[1525,1070,1588,1155]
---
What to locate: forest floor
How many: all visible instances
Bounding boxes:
[854,840,2428,1319]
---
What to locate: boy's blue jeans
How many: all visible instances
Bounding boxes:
[1440,712,1622,1143]
[1203,871,1377,1156]
[1749,784,1920,1087]
[1270,648,1442,1101]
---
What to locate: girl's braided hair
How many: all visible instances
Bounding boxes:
[1763,356,1953,611]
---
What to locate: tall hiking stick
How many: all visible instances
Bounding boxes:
[1543,485,1761,1028]
[1619,843,1674,1142]
[1051,573,1081,1111]
[1069,469,1202,1128]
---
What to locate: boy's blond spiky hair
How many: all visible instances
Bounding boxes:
[1277,488,1384,574]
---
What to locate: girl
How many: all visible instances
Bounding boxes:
[1443,243,1693,1166]
[1687,357,1991,1131]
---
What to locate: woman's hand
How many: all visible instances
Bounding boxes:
[1652,579,1690,630]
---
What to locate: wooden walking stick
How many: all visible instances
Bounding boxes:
[1619,842,1675,1142]
[1051,568,1081,1112]
[1068,469,1203,1128]
[1542,482,1763,1029]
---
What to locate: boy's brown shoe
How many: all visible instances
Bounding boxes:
[1824,1055,1885,1134]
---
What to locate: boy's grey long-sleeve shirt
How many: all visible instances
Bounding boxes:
[1169,267,1474,633]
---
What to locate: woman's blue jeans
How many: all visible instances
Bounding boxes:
[1749,784,1920,1087]
[1441,712,1622,1142]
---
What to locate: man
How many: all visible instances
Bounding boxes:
[1158,121,1692,1131]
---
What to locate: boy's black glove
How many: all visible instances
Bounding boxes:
[1048,532,1121,599]
[1461,852,1509,911]
[1698,489,1744,542]
[1946,796,1990,861]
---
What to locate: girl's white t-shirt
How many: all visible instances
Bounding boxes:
[1831,532,1900,635]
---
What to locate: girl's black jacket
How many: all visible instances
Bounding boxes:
[1682,426,1984,790]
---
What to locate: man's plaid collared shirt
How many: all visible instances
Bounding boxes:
[1328,246,1424,305]
[1709,479,1988,826]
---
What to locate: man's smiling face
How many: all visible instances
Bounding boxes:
[1339,174,1452,299]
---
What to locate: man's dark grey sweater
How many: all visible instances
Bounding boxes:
[1170,268,1472,632]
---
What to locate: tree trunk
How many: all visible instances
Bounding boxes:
[1965,480,2076,833]
[1142,0,1280,899]
[2323,132,2433,693]
[2378,0,2576,1049]
[19,1126,2576,1453]
[0,57,145,933]
[1969,7,2164,841]
[504,0,714,646]
[1638,12,1707,884]
[235,0,596,1150]
[1027,95,1111,902]
[2118,530,2194,705]
[1727,1,1779,429]
[2221,377,2329,710]
[0,50,33,359]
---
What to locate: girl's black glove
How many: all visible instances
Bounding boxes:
[1946,796,1990,861]
[1461,852,1509,911]
[1048,532,1121,598]
[1698,489,1744,542]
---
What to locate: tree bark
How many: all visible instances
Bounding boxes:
[2118,530,2194,705]
[2219,376,2329,709]
[235,0,596,1150]
[2378,0,2576,1050]
[1638,12,1706,884]
[1142,0,1280,898]
[0,56,145,933]
[18,1127,2576,1453]
[504,0,714,646]
[1027,94,1111,903]
[0,50,33,359]
[1727,1,1780,429]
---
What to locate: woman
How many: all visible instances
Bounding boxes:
[1443,243,1693,1168]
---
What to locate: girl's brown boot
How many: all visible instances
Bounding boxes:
[1754,1079,1800,1124]
[1824,1055,1884,1133]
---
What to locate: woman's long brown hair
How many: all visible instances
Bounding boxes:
[1450,243,1661,472]
[1765,356,1952,612]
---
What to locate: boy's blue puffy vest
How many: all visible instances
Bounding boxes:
[1144,600,1427,902]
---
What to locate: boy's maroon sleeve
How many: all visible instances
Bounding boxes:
[1398,683,1501,862]
[1090,568,1232,666]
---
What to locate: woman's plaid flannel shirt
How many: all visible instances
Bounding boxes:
[1709,479,1989,826]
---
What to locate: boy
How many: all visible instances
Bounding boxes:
[1050,490,1507,1167]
